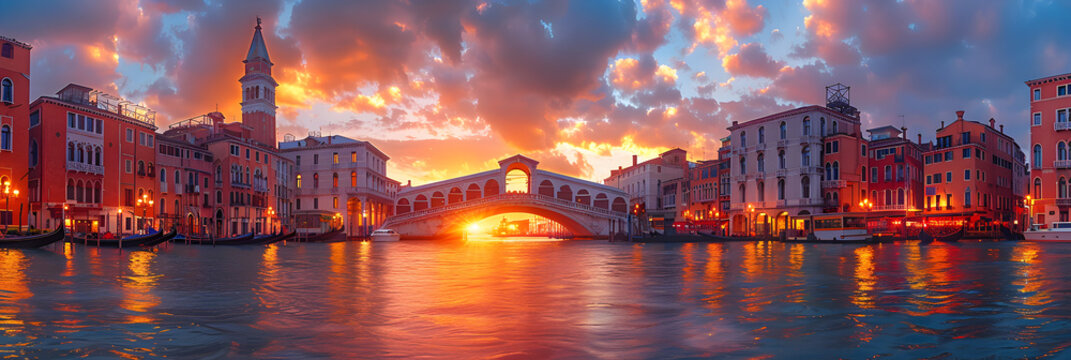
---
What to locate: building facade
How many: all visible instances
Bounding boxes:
[604,148,689,232]
[922,111,1027,230]
[1026,73,1071,226]
[156,129,216,235]
[279,135,397,237]
[0,37,31,229]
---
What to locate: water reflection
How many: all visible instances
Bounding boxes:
[0,240,1064,358]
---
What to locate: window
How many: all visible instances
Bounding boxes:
[779,122,786,139]
[861,144,866,157]
[351,171,357,187]
[1034,144,1043,168]
[1034,178,1042,198]
[740,131,747,147]
[0,44,11,58]
[944,151,952,161]
[1060,109,1068,124]
[926,175,932,184]
[801,176,811,198]
[313,173,319,188]
[803,117,811,135]
[1034,89,1041,101]
[0,78,11,103]
[333,197,339,208]
[758,127,765,144]
[313,198,319,209]
[29,140,37,167]
[870,167,877,183]
[945,172,952,182]
[126,129,134,142]
[296,174,302,188]
[739,157,746,174]
[86,117,94,133]
[351,151,357,162]
[884,166,891,182]
[245,149,250,159]
[0,125,9,151]
[965,169,971,180]
[757,153,765,172]
[778,151,785,169]
[801,146,811,166]
[1061,142,1068,161]
[333,152,339,164]
[1034,113,1041,126]
[296,155,301,166]
[125,159,132,173]
[313,154,319,164]
[1060,85,1067,97]
[777,179,785,200]
[862,166,867,182]
[332,173,339,187]
[963,148,971,158]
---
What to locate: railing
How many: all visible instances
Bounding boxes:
[777,139,789,148]
[1056,122,1071,131]
[824,199,839,208]
[730,203,745,210]
[1055,160,1071,169]
[776,169,789,177]
[821,180,846,188]
[800,135,820,144]
[1057,198,1071,206]
[874,204,908,211]
[67,161,104,175]
[231,181,251,189]
[386,193,626,224]
[800,166,822,174]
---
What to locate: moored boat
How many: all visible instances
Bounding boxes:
[87,230,164,248]
[371,229,401,242]
[1023,222,1071,242]
[0,226,66,249]
[263,231,297,244]
[783,213,872,243]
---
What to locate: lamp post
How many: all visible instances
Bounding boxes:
[267,207,276,234]
[116,208,123,237]
[747,203,755,236]
[62,203,69,233]
[136,194,154,234]
[1025,195,1034,230]
[2,181,18,233]
[361,210,367,236]
[859,198,874,235]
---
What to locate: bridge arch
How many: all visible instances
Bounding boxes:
[484,179,500,196]
[414,194,428,211]
[537,179,554,196]
[396,198,411,214]
[448,187,463,204]
[436,204,599,238]
[431,191,445,207]
[557,185,572,201]
[466,183,481,200]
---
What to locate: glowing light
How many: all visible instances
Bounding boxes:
[467,223,480,233]
[655,65,678,83]
[664,107,678,117]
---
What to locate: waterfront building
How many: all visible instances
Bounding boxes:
[604,148,689,232]
[818,117,867,213]
[921,111,1027,230]
[727,99,862,236]
[156,128,216,235]
[28,84,159,233]
[716,138,731,228]
[862,126,926,233]
[1025,73,1071,226]
[278,135,397,237]
[668,159,721,233]
[0,36,31,229]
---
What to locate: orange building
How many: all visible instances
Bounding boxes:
[0,36,31,229]
[921,111,1027,230]
[1025,73,1071,226]
[819,117,868,212]
[28,84,159,234]
[156,123,217,236]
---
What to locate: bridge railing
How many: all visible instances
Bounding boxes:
[387,193,624,223]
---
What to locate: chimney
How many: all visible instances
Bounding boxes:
[1000,124,1004,133]
[956,110,964,121]
[632,155,638,166]
[901,126,907,139]
[940,121,944,129]
[989,118,996,129]
[407,180,411,187]
[732,121,738,126]
[917,133,921,144]
[327,136,332,144]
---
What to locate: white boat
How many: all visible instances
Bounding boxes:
[1023,222,1071,242]
[370,229,401,242]
[809,213,870,242]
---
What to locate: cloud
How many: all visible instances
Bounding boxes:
[722,42,783,78]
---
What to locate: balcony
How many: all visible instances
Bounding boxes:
[1057,198,1071,206]
[799,135,820,144]
[800,166,822,174]
[777,139,790,148]
[1055,160,1071,169]
[66,161,104,175]
[824,199,839,208]
[821,180,846,188]
[185,184,200,194]
[776,169,789,177]
[875,204,908,211]
[1056,121,1071,131]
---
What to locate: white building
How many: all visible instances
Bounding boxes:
[278,135,398,237]
[727,105,861,236]
[604,148,689,231]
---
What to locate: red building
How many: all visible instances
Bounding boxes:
[863,126,925,235]
[922,111,1027,232]
[0,36,31,229]
[156,121,217,236]
[28,84,159,234]
[819,115,868,213]
[1025,73,1071,226]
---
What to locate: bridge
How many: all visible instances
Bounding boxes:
[383,155,630,239]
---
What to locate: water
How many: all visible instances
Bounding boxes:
[0,238,1069,359]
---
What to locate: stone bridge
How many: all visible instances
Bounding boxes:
[383,155,629,239]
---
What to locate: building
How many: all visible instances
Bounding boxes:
[0,36,31,229]
[922,111,1026,231]
[716,137,732,225]
[28,84,159,234]
[727,102,862,236]
[240,18,278,149]
[669,159,721,233]
[156,117,217,236]
[862,125,926,234]
[819,116,867,213]
[278,135,397,237]
[1025,73,1071,226]
[604,148,689,232]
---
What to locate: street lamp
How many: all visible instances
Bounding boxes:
[2,181,18,233]
[1025,195,1034,230]
[267,206,276,234]
[747,203,755,236]
[136,194,154,234]
[116,208,124,237]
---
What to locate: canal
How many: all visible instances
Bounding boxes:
[0,239,1068,358]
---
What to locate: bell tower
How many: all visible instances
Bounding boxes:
[240,17,279,148]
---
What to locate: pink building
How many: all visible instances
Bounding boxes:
[1026,73,1071,226]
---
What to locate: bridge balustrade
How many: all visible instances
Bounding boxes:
[389,192,623,223]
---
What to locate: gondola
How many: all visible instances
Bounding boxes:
[918,227,964,243]
[0,226,66,249]
[304,228,344,242]
[86,230,164,248]
[139,230,177,248]
[197,233,257,246]
[263,231,296,244]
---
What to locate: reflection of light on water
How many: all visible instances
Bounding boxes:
[465,235,563,243]
[852,246,876,309]
[0,250,30,330]
[120,251,159,324]
[1011,243,1050,310]
[703,243,725,310]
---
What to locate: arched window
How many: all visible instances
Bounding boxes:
[832,161,839,180]
[68,142,74,162]
[1061,178,1068,199]
[861,166,867,181]
[898,189,905,205]
[801,146,811,166]
[802,117,811,135]
[740,131,747,147]
[1059,142,1067,161]
[94,147,101,166]
[95,182,101,203]
[964,187,971,207]
[832,120,838,134]
[801,176,811,198]
[757,181,765,201]
[0,125,10,150]
[1034,144,1043,169]
[884,189,891,206]
[777,179,785,200]
[215,165,222,182]
[778,150,785,169]
[739,184,747,202]
[739,156,746,174]
[757,153,765,172]
[820,117,826,136]
[332,172,339,187]
[76,180,84,202]
[77,146,84,163]
[758,127,765,144]
[138,160,145,174]
[884,165,892,182]
[296,174,302,188]
[0,78,12,103]
[313,173,319,188]
[351,171,357,187]
[1035,178,1042,199]
[66,179,74,200]
[161,169,167,184]
[825,162,832,180]
[779,121,786,139]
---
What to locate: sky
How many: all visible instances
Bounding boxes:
[3,0,1069,186]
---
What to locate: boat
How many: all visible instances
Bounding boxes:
[1023,222,1071,242]
[303,228,345,242]
[205,233,257,246]
[784,213,871,243]
[87,230,164,248]
[918,227,964,243]
[139,230,177,247]
[0,226,66,249]
[263,231,297,244]
[370,229,401,242]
